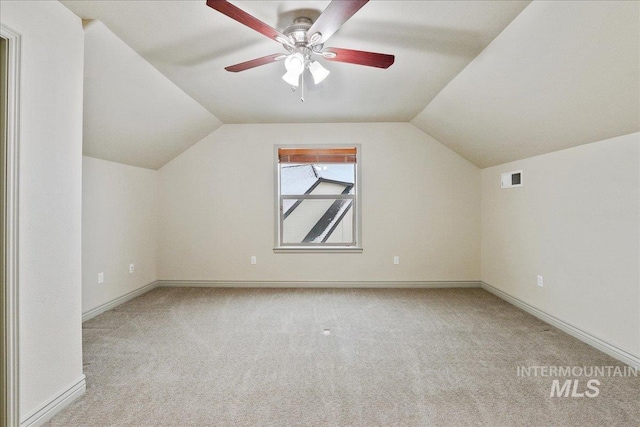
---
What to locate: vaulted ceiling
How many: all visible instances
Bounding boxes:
[62,1,639,169]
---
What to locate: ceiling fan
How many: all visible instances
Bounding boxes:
[206,0,395,101]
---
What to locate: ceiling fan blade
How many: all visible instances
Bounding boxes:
[206,0,290,44]
[322,48,394,69]
[225,53,286,72]
[307,0,369,44]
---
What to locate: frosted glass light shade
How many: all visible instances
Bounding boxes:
[309,61,330,84]
[282,71,300,87]
[282,52,305,87]
[284,52,305,74]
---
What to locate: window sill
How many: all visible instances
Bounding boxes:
[273,247,363,254]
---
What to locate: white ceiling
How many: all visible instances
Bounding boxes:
[82,20,221,169]
[412,0,640,168]
[62,1,639,169]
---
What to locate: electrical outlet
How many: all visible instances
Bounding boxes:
[537,275,544,287]
[129,263,135,274]
[98,272,104,284]
[393,256,400,265]
[250,256,257,265]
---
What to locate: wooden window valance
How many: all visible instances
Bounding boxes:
[278,147,357,164]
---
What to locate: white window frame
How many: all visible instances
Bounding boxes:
[273,144,362,253]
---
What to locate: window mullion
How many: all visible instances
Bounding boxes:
[281,194,355,200]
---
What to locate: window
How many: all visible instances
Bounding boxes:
[275,146,361,251]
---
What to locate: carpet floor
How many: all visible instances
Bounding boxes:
[47,287,639,426]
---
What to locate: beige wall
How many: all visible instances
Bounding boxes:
[481,132,640,358]
[1,0,85,420]
[158,123,480,282]
[82,156,158,313]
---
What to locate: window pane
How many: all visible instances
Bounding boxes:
[282,198,354,244]
[280,164,355,195]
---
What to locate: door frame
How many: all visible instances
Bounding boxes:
[1,23,21,427]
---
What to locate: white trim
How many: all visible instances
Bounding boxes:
[480,281,640,370]
[273,247,363,254]
[82,280,159,322]
[274,144,362,250]
[19,376,85,427]
[158,280,481,289]
[1,24,21,427]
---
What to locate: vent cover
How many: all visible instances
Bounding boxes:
[501,170,523,188]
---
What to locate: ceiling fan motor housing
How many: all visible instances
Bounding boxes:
[285,17,312,44]
[284,17,323,56]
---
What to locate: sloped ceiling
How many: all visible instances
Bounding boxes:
[82,20,221,169]
[64,1,639,169]
[412,0,640,168]
[63,0,529,125]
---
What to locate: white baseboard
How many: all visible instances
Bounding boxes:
[480,281,640,370]
[82,280,159,322]
[20,375,86,427]
[157,280,481,289]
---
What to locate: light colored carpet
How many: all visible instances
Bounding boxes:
[47,287,639,426]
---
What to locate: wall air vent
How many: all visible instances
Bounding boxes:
[501,170,523,188]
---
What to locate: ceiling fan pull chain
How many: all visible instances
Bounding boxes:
[301,70,305,102]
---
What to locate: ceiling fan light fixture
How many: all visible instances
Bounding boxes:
[282,70,301,87]
[309,60,330,84]
[284,52,305,75]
